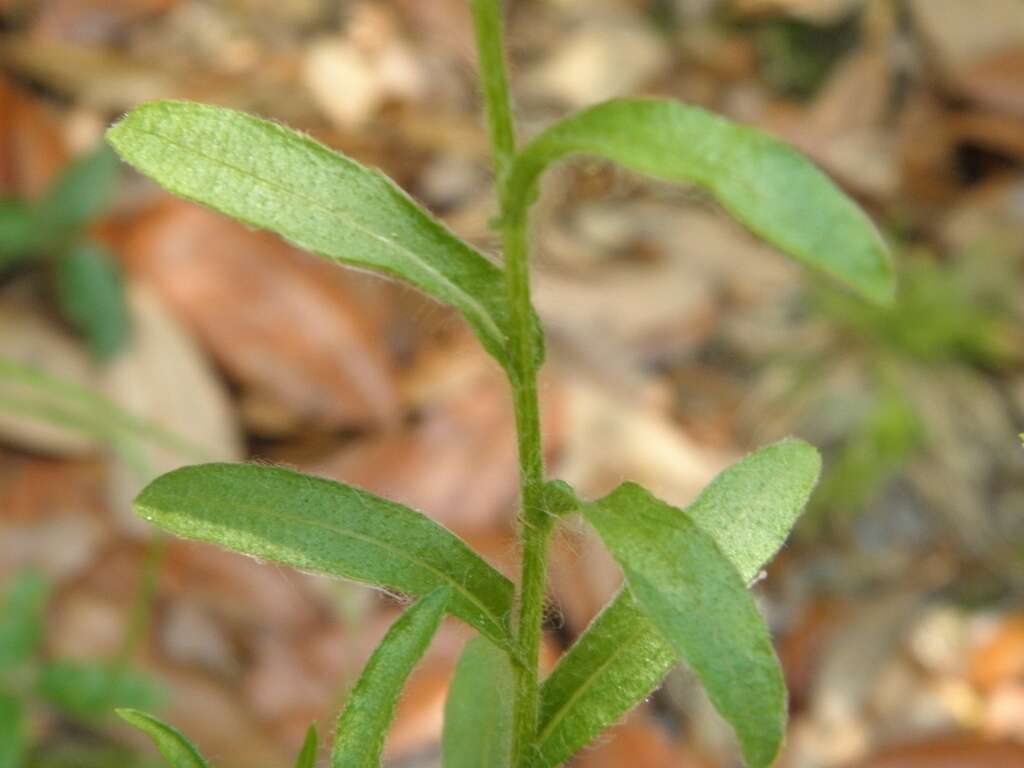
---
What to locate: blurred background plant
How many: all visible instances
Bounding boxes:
[1,143,129,362]
[0,571,163,768]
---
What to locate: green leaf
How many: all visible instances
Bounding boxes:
[537,440,820,766]
[134,463,514,650]
[54,242,130,361]
[685,438,821,582]
[582,484,786,768]
[293,724,318,768]
[331,589,449,768]
[116,709,209,768]
[508,98,894,304]
[442,637,515,768]
[0,692,25,768]
[37,661,164,721]
[0,571,49,672]
[106,100,541,372]
[0,200,39,269]
[534,588,675,768]
[38,143,120,238]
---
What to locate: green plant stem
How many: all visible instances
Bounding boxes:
[471,0,517,188]
[116,535,167,664]
[471,1,551,765]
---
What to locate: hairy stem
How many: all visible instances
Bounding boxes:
[471,1,551,765]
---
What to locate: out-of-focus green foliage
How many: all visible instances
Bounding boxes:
[814,252,1019,368]
[748,14,861,98]
[0,574,165,768]
[792,246,1020,531]
[0,144,129,361]
[55,243,130,361]
[116,711,209,768]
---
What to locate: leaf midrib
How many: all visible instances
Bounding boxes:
[137,498,513,649]
[537,616,666,749]
[122,121,507,350]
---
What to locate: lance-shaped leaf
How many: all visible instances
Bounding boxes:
[294,724,318,768]
[508,99,894,304]
[537,439,820,767]
[134,463,514,649]
[107,100,541,371]
[582,485,786,768]
[442,637,515,768]
[534,587,674,768]
[332,589,449,768]
[116,709,210,768]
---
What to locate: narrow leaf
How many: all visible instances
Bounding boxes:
[0,692,25,768]
[55,242,131,361]
[37,143,120,238]
[534,588,674,768]
[107,101,542,372]
[442,637,515,768]
[294,724,318,768]
[38,661,164,720]
[0,200,38,268]
[332,589,449,768]
[116,709,209,768]
[582,484,786,768]
[509,99,894,304]
[0,571,48,671]
[536,439,820,766]
[134,464,514,649]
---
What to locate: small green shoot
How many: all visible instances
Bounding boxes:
[0,143,129,361]
[104,1,894,765]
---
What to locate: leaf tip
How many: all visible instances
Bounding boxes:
[115,707,142,724]
[104,113,135,158]
[857,230,898,307]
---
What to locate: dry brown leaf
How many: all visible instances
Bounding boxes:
[121,200,401,433]
[854,738,1024,768]
[159,539,321,630]
[970,615,1024,692]
[957,47,1024,118]
[0,452,109,582]
[526,9,668,108]
[909,0,1024,82]
[307,335,562,546]
[146,669,288,767]
[947,111,1024,163]
[0,288,103,456]
[30,0,180,44]
[573,713,708,768]
[778,599,847,711]
[303,6,426,129]
[0,73,67,197]
[103,284,243,531]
